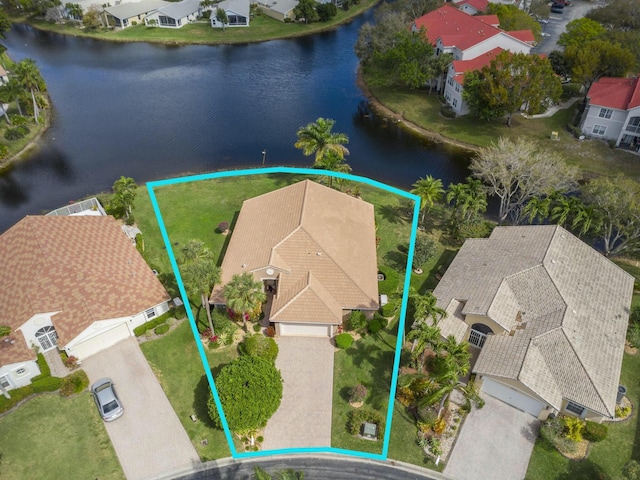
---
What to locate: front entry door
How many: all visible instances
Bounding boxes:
[35,326,58,351]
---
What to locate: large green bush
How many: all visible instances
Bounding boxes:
[584,420,608,442]
[347,408,385,437]
[335,333,353,349]
[412,234,438,270]
[60,370,89,397]
[154,323,170,335]
[239,334,279,362]
[346,310,366,331]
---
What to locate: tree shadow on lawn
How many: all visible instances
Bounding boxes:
[193,363,232,430]
[556,459,612,480]
[347,342,395,410]
[378,203,412,225]
[384,249,408,271]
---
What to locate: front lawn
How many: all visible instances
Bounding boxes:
[140,319,238,461]
[0,393,123,480]
[525,352,640,480]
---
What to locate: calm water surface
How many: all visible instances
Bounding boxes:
[0,15,470,233]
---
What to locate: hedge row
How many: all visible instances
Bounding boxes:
[133,309,175,336]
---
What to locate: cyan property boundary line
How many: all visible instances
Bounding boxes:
[147,166,421,461]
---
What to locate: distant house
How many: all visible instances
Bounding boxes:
[210,0,250,28]
[0,66,8,85]
[104,0,169,28]
[579,76,640,153]
[0,216,171,392]
[412,5,535,115]
[432,225,633,422]
[210,180,379,337]
[453,0,488,15]
[256,0,296,22]
[145,0,201,28]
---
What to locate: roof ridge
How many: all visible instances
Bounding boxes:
[270,271,311,319]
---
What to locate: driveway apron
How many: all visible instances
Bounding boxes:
[82,337,200,480]
[444,393,539,480]
[263,337,335,450]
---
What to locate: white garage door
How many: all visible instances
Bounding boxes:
[279,323,331,337]
[71,323,132,360]
[481,377,546,417]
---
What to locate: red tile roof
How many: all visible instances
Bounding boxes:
[509,30,536,44]
[452,46,504,84]
[588,77,640,110]
[455,0,489,12]
[0,216,170,365]
[414,5,529,51]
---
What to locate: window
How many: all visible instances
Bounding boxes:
[15,368,26,376]
[35,325,58,351]
[565,401,585,416]
[447,77,454,87]
[455,84,460,93]
[592,124,607,136]
[145,308,157,320]
[453,98,458,108]
[0,375,10,389]
[598,108,613,119]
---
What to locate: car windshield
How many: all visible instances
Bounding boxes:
[103,400,120,414]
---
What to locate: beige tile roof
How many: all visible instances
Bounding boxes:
[434,225,633,417]
[0,216,170,366]
[212,180,379,323]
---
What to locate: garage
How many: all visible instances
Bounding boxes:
[481,377,546,417]
[278,322,332,337]
[69,322,132,360]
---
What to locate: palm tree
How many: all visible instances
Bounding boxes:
[112,176,137,219]
[14,59,45,124]
[0,77,26,117]
[411,175,444,224]
[414,291,446,326]
[294,117,349,166]
[406,320,441,370]
[180,240,220,335]
[223,272,266,330]
[313,150,352,189]
[523,195,552,225]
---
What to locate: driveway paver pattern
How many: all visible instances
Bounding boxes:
[444,393,539,480]
[262,337,335,450]
[82,337,200,480]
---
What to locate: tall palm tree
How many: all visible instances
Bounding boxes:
[313,150,352,189]
[414,292,446,326]
[295,117,349,166]
[0,77,26,117]
[411,175,444,224]
[14,58,45,124]
[406,320,441,370]
[112,176,137,219]
[180,240,220,335]
[523,195,552,225]
[223,272,266,330]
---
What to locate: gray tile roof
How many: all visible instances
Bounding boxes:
[216,0,250,17]
[434,225,633,417]
[106,0,169,19]
[155,0,200,19]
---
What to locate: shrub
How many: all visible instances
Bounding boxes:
[380,298,398,317]
[347,409,385,436]
[133,310,173,336]
[540,416,563,444]
[10,114,29,126]
[335,333,353,349]
[561,83,582,99]
[623,460,640,480]
[427,436,442,456]
[0,325,11,337]
[63,355,79,369]
[412,234,438,270]
[368,317,383,334]
[346,310,366,331]
[377,266,400,296]
[616,405,631,418]
[0,144,8,159]
[253,323,262,333]
[217,221,229,233]
[265,325,276,337]
[239,335,279,362]
[583,421,608,442]
[563,415,584,443]
[5,128,26,141]
[348,384,367,403]
[16,125,30,136]
[60,370,89,397]
[433,417,447,435]
[154,323,170,335]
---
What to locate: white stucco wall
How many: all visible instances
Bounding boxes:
[580,104,628,142]
[18,312,60,351]
[0,359,41,391]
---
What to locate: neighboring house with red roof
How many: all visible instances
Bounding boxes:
[432,225,633,422]
[210,180,379,337]
[0,216,170,392]
[580,76,640,152]
[412,5,535,115]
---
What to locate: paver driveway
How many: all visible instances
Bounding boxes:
[262,337,335,450]
[82,337,200,480]
[444,393,539,480]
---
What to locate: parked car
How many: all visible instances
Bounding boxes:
[91,378,124,422]
[550,5,564,13]
[551,2,564,8]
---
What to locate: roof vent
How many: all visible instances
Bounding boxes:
[241,263,247,268]
[316,252,322,256]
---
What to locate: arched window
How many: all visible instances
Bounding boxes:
[35,325,58,351]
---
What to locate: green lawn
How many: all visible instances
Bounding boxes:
[17,1,376,46]
[525,352,640,480]
[0,393,123,480]
[140,319,239,461]
[367,83,640,181]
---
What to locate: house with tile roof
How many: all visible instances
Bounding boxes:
[431,225,633,422]
[104,0,169,28]
[579,76,640,152]
[0,216,170,392]
[453,0,488,15]
[210,179,379,337]
[412,5,535,115]
[144,0,201,28]
[210,0,251,28]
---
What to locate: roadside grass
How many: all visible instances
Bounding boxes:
[331,321,397,454]
[17,0,376,45]
[0,393,124,480]
[140,319,239,461]
[525,352,640,480]
[367,84,640,180]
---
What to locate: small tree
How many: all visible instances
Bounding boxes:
[111,176,138,219]
[208,356,283,434]
[216,7,228,29]
[348,384,367,404]
[412,234,437,271]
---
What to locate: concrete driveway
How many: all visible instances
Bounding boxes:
[82,337,200,480]
[532,0,599,55]
[444,394,539,480]
[262,337,335,450]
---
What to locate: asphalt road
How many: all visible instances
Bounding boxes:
[166,455,453,480]
[531,0,601,55]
